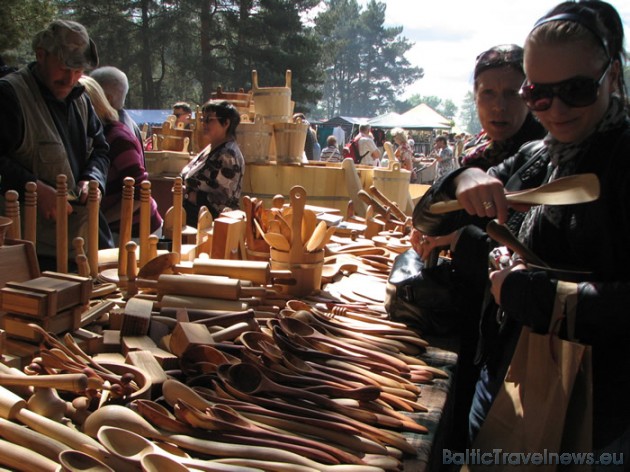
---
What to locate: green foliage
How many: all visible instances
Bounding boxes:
[313,0,422,118]
[2,0,427,120]
[458,90,481,135]
[0,0,56,63]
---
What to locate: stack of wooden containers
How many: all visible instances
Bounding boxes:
[0,272,91,344]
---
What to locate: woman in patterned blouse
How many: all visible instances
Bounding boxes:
[181,100,245,226]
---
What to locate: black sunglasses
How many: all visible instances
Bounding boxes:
[474,44,524,79]
[519,61,612,112]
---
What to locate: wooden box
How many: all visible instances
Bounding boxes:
[1,272,91,317]
[1,306,83,342]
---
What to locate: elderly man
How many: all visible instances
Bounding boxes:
[0,19,113,267]
[90,65,143,147]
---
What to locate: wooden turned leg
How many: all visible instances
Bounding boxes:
[117,177,135,279]
[126,241,138,298]
[56,175,69,273]
[138,180,152,268]
[24,182,37,245]
[87,181,100,278]
[4,190,21,240]
[148,235,159,261]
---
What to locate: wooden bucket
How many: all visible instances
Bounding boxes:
[273,121,308,165]
[211,86,253,120]
[270,248,324,297]
[372,162,411,211]
[251,70,292,124]
[243,163,371,215]
[235,115,274,164]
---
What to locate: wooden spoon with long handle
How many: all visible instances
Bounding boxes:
[486,220,548,267]
[429,173,600,214]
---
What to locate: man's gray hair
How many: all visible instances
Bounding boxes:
[90,66,129,110]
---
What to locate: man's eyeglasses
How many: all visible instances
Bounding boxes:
[519,61,612,112]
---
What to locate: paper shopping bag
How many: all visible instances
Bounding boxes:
[464,281,590,471]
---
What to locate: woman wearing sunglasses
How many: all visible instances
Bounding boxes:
[181,100,244,226]
[413,0,629,459]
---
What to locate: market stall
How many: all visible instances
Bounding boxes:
[0,176,460,471]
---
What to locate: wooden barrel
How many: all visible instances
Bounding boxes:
[211,86,253,120]
[251,70,292,124]
[372,162,412,211]
[273,122,308,165]
[235,116,274,164]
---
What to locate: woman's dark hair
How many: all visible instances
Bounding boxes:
[474,44,524,82]
[529,0,627,105]
[202,100,241,138]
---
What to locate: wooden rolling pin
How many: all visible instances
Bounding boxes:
[138,274,267,301]
[0,385,106,459]
[188,259,293,286]
[0,373,88,392]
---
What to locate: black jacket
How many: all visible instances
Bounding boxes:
[414,122,630,449]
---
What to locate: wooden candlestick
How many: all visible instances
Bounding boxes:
[4,190,21,240]
[56,175,68,273]
[138,180,151,268]
[87,180,100,278]
[24,182,37,245]
[171,177,183,262]
[117,177,135,279]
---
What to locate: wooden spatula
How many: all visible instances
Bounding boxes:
[429,173,600,214]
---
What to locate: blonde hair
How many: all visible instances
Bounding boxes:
[79,75,118,123]
[391,127,407,143]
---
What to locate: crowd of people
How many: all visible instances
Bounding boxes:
[0,2,628,465]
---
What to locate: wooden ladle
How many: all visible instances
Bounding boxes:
[85,404,383,471]
[429,173,600,214]
[97,426,260,472]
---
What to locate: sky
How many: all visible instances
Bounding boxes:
[364,0,630,110]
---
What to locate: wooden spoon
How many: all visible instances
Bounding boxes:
[486,219,548,267]
[174,400,354,465]
[253,218,290,251]
[137,252,179,280]
[305,220,328,252]
[97,426,259,472]
[85,404,381,471]
[429,173,600,214]
[58,450,115,472]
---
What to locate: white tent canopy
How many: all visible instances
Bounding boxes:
[368,104,451,130]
